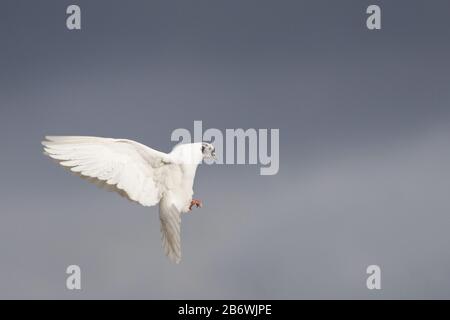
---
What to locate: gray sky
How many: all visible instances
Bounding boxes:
[1,0,450,299]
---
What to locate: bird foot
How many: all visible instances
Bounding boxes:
[189,199,203,211]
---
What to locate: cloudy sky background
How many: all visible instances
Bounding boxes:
[1,0,450,298]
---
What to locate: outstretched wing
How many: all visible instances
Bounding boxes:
[159,196,182,263]
[42,136,172,207]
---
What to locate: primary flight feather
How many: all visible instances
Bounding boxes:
[42,136,216,264]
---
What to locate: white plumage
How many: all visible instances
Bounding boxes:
[42,136,215,264]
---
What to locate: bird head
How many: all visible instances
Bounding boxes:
[201,142,216,160]
[170,142,216,164]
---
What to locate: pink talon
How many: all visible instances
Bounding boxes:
[189,199,202,211]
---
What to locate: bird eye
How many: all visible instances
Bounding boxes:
[201,145,205,153]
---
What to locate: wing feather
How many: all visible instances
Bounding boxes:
[42,136,171,207]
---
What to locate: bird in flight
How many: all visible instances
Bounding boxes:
[42,136,216,264]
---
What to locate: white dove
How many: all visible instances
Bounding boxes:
[42,136,216,264]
